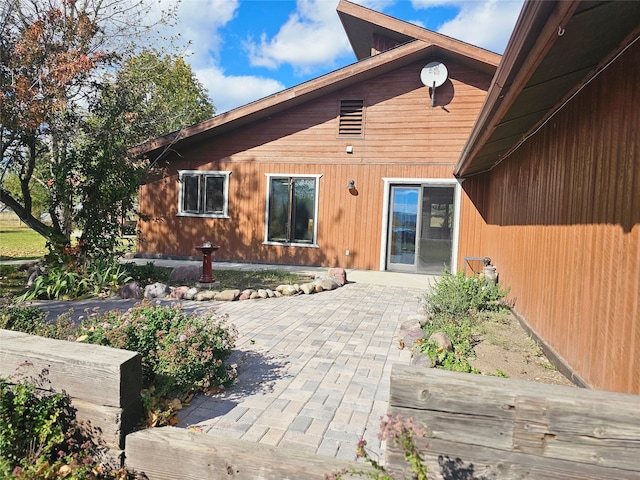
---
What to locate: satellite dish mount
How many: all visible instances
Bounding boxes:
[420,62,448,107]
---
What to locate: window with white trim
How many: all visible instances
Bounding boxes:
[178,170,230,218]
[265,174,320,246]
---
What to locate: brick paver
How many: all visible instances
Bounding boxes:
[176,282,424,462]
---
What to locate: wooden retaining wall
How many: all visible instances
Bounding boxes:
[124,426,370,479]
[388,365,640,479]
[0,329,142,452]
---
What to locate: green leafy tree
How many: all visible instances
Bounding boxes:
[0,0,213,263]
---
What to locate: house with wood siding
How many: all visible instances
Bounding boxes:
[454,1,639,395]
[133,0,499,275]
[134,0,639,394]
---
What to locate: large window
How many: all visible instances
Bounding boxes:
[178,170,230,218]
[265,174,320,246]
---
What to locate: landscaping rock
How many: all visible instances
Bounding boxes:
[239,289,254,300]
[429,332,453,352]
[184,287,198,300]
[120,281,142,299]
[195,290,217,301]
[276,285,297,296]
[313,275,340,291]
[257,289,268,299]
[407,313,431,327]
[144,282,170,300]
[266,289,276,298]
[170,286,190,299]
[169,265,201,283]
[249,291,260,299]
[411,352,434,368]
[215,289,240,302]
[300,283,315,294]
[328,267,347,286]
[399,326,427,350]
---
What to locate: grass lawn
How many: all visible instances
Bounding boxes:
[0,214,47,260]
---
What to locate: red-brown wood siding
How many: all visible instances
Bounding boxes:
[457,41,639,394]
[138,58,492,271]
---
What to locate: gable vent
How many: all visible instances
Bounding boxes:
[339,100,364,136]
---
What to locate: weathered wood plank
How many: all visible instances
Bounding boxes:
[389,365,640,475]
[0,329,142,407]
[73,397,143,450]
[386,437,640,480]
[125,427,371,480]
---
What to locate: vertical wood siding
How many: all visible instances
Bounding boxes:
[457,41,639,394]
[138,58,492,271]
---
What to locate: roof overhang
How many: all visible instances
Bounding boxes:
[455,0,640,177]
[133,38,490,159]
[337,0,500,72]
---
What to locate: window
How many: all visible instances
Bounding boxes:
[178,170,230,218]
[265,174,320,246]
[339,99,364,136]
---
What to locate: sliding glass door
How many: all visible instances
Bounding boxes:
[387,184,455,274]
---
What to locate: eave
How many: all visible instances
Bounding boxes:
[336,0,500,71]
[455,0,640,177]
[133,37,492,159]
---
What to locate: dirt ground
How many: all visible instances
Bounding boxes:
[469,312,575,386]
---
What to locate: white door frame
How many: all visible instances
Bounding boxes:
[380,177,462,273]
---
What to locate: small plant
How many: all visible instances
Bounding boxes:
[0,370,96,479]
[421,269,510,318]
[326,414,429,480]
[0,306,78,340]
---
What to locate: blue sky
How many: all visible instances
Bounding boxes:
[158,0,524,114]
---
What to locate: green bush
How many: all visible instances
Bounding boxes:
[0,373,96,479]
[0,306,78,340]
[421,269,510,318]
[120,261,170,286]
[80,304,238,397]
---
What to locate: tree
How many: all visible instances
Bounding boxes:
[0,0,213,261]
[71,50,215,257]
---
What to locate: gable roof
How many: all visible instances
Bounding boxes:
[133,2,501,159]
[455,0,640,177]
[337,0,500,69]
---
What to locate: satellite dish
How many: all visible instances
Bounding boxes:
[420,62,448,107]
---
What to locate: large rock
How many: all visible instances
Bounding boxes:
[215,289,240,302]
[184,287,199,300]
[120,281,142,299]
[169,265,202,283]
[313,274,340,291]
[327,267,347,286]
[299,283,315,294]
[144,282,170,300]
[399,326,427,350]
[170,286,190,299]
[195,290,217,301]
[428,332,453,353]
[276,285,297,296]
[257,289,268,299]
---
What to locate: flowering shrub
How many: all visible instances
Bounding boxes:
[326,414,429,480]
[0,370,103,479]
[80,303,238,397]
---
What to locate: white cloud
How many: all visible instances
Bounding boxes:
[412,0,523,53]
[195,67,285,114]
[244,0,351,75]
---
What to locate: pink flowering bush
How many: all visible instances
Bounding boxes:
[326,414,429,480]
[80,303,238,397]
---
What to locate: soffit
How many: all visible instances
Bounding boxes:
[456,0,640,177]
